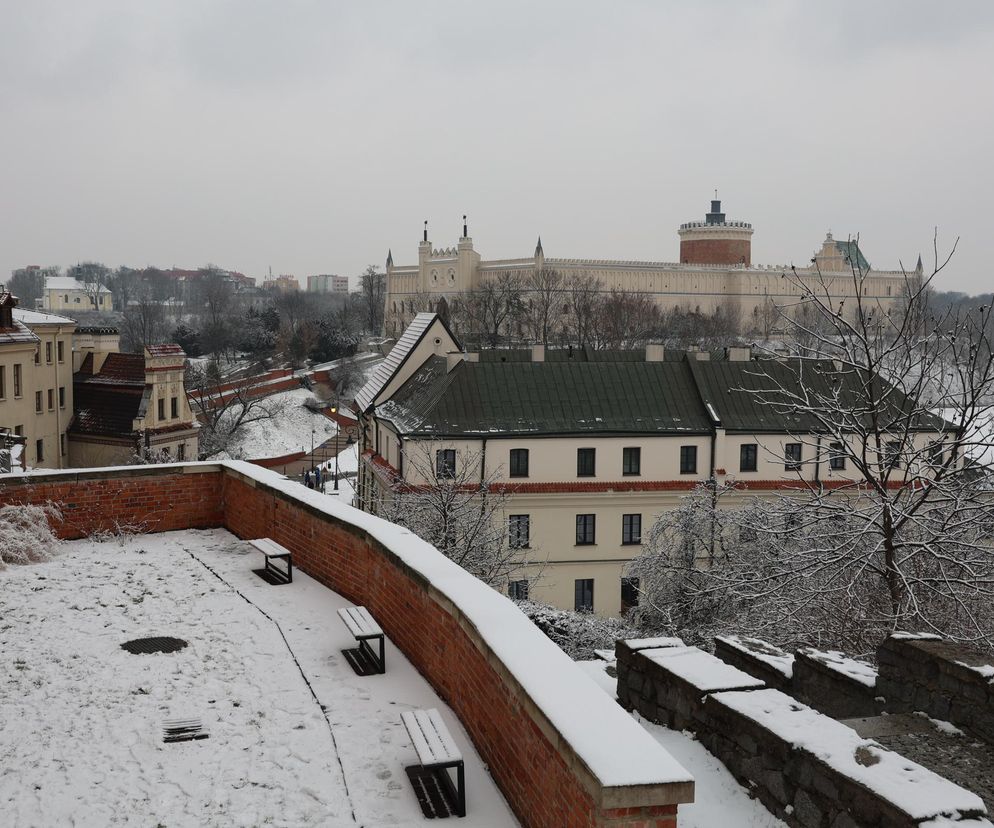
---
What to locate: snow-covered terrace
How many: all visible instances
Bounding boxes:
[0,461,694,828]
[1,529,519,825]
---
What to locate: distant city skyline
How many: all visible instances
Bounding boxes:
[2,1,992,294]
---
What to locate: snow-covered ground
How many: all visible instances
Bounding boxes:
[317,442,359,506]
[211,387,338,461]
[0,530,517,827]
[575,660,787,828]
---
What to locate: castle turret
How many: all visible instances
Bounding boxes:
[678,197,754,266]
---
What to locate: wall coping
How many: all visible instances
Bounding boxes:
[1,461,694,809]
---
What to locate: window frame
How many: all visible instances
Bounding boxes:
[35,438,44,463]
[829,441,846,471]
[435,448,456,479]
[508,580,529,601]
[13,364,22,397]
[680,445,697,474]
[576,447,596,477]
[58,386,65,408]
[57,340,64,363]
[508,514,530,549]
[574,578,594,612]
[47,388,54,411]
[784,442,802,471]
[157,398,165,420]
[622,446,641,476]
[621,577,640,614]
[740,443,758,472]
[171,396,179,419]
[35,390,42,413]
[45,342,52,364]
[509,448,529,478]
[622,513,642,545]
[575,513,596,545]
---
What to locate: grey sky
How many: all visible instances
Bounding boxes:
[1,1,992,292]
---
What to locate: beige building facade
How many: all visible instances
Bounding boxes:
[383,202,912,338]
[40,275,113,312]
[0,295,76,470]
[356,314,948,618]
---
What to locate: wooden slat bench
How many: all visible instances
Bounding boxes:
[337,606,385,676]
[401,708,466,819]
[248,538,293,585]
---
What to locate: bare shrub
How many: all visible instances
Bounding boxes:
[0,503,62,569]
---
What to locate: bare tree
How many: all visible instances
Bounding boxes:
[562,272,602,348]
[68,261,111,310]
[522,267,565,346]
[186,359,287,458]
[633,236,994,651]
[8,266,54,307]
[593,289,662,349]
[120,295,168,353]
[462,272,523,349]
[380,443,541,587]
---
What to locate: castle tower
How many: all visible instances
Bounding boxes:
[678,197,754,266]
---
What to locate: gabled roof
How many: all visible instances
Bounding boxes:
[76,352,146,387]
[13,308,76,326]
[145,343,185,357]
[0,319,38,346]
[70,385,142,436]
[377,357,713,437]
[355,313,455,412]
[44,276,111,293]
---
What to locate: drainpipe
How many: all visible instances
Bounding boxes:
[53,332,62,469]
[814,435,822,484]
[480,438,487,484]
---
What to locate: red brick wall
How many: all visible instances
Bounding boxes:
[680,237,751,266]
[0,465,685,828]
[221,471,683,828]
[0,467,224,538]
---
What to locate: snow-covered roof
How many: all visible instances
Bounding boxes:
[354,313,439,412]
[13,308,76,326]
[44,276,111,293]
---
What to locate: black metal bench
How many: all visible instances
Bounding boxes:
[401,708,466,819]
[337,606,385,675]
[248,538,293,585]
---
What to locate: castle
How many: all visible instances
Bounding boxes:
[383,199,915,337]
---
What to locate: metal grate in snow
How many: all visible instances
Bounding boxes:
[121,636,188,655]
[162,718,209,744]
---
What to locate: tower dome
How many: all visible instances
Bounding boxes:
[678,197,754,266]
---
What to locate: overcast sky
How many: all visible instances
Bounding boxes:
[1,1,992,292]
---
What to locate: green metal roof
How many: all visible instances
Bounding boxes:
[378,357,713,437]
[833,239,871,272]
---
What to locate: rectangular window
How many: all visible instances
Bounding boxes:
[509,448,529,478]
[57,340,64,363]
[35,438,43,462]
[576,514,596,545]
[58,387,65,408]
[680,445,697,474]
[60,434,65,457]
[928,441,944,467]
[157,398,165,420]
[784,442,802,471]
[34,348,39,365]
[47,389,54,410]
[13,364,20,397]
[436,448,456,478]
[14,425,23,436]
[740,443,758,472]
[622,513,642,545]
[621,577,640,614]
[574,578,594,612]
[45,342,52,363]
[508,515,530,549]
[178,444,186,461]
[171,396,178,418]
[622,447,641,475]
[74,297,80,303]
[577,447,595,477]
[508,580,529,601]
[0,366,5,399]
[35,391,42,413]
[829,441,846,471]
[885,440,902,470]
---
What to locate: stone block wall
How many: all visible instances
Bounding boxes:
[713,636,794,692]
[0,464,691,828]
[877,636,994,742]
[792,649,881,719]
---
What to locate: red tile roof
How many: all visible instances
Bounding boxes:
[70,386,143,437]
[146,343,185,357]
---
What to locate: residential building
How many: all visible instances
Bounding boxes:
[262,274,300,292]
[39,275,113,312]
[0,293,76,469]
[383,200,913,337]
[307,274,349,293]
[68,342,198,466]
[355,314,946,617]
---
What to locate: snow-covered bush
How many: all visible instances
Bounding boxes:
[0,502,62,569]
[516,600,637,660]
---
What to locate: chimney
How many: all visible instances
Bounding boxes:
[646,343,665,362]
[531,344,545,362]
[725,346,751,362]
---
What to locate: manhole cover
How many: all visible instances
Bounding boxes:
[121,636,188,655]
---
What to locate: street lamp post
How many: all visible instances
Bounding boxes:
[335,433,356,491]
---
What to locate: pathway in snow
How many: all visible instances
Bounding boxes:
[1,530,517,827]
[575,660,787,828]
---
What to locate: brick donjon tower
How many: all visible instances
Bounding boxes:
[678,198,754,265]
